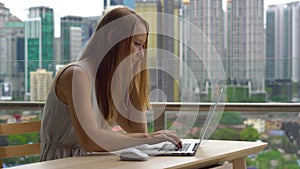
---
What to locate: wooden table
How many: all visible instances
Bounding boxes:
[7,140,267,169]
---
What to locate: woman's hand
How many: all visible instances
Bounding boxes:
[147,130,182,148]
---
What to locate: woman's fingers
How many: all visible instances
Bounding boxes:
[161,131,182,148]
[150,130,182,148]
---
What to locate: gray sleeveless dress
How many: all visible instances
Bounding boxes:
[39,64,90,161]
[39,62,129,161]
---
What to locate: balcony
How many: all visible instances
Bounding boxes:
[0,101,299,168]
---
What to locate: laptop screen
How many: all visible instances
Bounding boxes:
[199,87,224,142]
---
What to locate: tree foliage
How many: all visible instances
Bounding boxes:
[251,150,299,169]
[240,127,259,141]
[211,128,240,140]
[266,136,298,155]
[220,112,244,125]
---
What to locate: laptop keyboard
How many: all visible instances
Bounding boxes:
[159,143,191,152]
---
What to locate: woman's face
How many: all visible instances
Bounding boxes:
[130,23,147,67]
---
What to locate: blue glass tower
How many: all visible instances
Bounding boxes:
[104,0,135,10]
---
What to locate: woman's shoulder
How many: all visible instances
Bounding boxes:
[61,63,89,78]
[57,63,91,87]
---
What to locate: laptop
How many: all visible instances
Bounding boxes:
[137,88,224,156]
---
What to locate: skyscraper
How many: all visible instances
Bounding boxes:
[136,0,180,102]
[60,16,100,64]
[0,3,25,100]
[82,16,100,45]
[25,6,54,99]
[229,0,265,93]
[287,2,300,84]
[53,37,61,65]
[158,0,181,102]
[61,16,83,63]
[3,16,25,100]
[189,0,224,96]
[136,0,161,101]
[0,2,12,81]
[225,0,232,81]
[180,0,192,101]
[104,0,135,10]
[266,2,300,83]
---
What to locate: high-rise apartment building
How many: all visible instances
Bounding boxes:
[82,16,100,45]
[61,16,83,63]
[225,0,232,81]
[104,0,135,10]
[288,2,300,84]
[266,2,300,83]
[136,0,180,102]
[53,37,61,65]
[189,0,224,96]
[0,2,11,83]
[30,69,53,101]
[69,27,82,62]
[160,0,181,102]
[3,16,25,100]
[180,0,192,101]
[25,6,54,100]
[0,3,25,100]
[136,0,159,65]
[229,0,265,93]
[61,16,100,64]
[136,0,161,101]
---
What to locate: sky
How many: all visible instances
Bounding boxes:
[0,0,298,37]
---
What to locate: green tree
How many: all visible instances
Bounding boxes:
[211,128,240,140]
[256,150,282,169]
[254,150,299,169]
[220,112,244,125]
[240,127,259,141]
[271,95,289,102]
[267,136,298,155]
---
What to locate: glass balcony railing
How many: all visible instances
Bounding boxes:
[1,57,300,168]
[0,52,299,167]
[0,101,300,168]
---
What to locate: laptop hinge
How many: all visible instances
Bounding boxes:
[192,143,199,152]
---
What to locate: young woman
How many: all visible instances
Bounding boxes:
[40,6,182,161]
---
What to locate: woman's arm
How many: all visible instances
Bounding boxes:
[57,66,181,152]
[115,80,147,133]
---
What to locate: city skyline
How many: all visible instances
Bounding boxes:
[0,0,299,37]
[0,0,104,37]
[0,0,299,102]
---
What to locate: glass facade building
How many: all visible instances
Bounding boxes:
[104,0,135,9]
[82,16,100,45]
[0,3,25,100]
[266,2,300,83]
[61,16,83,63]
[25,6,54,99]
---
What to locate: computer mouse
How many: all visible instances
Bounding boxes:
[119,148,149,161]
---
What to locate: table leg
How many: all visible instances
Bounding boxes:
[231,157,246,169]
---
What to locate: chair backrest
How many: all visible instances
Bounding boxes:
[0,121,41,168]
